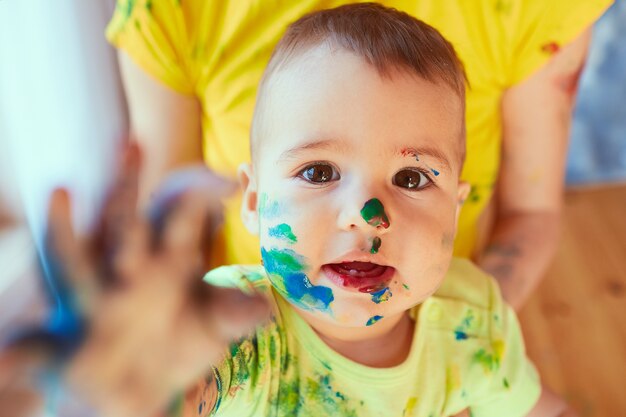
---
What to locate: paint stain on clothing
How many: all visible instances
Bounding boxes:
[366,315,383,326]
[261,247,334,313]
[360,198,390,228]
[268,223,297,243]
[272,371,360,417]
[472,340,505,373]
[541,41,560,54]
[371,287,392,304]
[454,330,469,340]
[370,236,382,254]
[454,309,475,341]
[446,364,462,394]
[403,396,418,416]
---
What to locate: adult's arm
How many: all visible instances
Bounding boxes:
[477,28,592,310]
[117,51,204,206]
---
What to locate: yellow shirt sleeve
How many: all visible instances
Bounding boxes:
[106,0,199,95]
[502,0,613,85]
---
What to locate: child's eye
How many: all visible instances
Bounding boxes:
[298,163,340,183]
[393,168,432,190]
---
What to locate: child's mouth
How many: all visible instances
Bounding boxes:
[322,262,394,293]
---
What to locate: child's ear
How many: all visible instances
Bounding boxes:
[454,181,471,230]
[238,163,260,235]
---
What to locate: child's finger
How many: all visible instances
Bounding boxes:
[147,167,236,254]
[90,142,142,282]
[194,283,272,342]
[112,220,151,284]
[44,189,99,314]
[158,193,213,278]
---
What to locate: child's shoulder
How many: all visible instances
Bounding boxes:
[417,258,507,342]
[432,257,502,310]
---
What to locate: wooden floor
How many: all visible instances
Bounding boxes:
[518,184,626,417]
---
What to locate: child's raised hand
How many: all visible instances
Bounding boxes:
[2,143,270,417]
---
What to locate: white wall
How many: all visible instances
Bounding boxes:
[0,0,128,241]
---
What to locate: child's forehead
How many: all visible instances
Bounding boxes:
[258,49,464,163]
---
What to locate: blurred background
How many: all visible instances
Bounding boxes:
[0,0,624,416]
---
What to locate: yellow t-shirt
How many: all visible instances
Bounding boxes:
[203,258,540,416]
[106,0,611,264]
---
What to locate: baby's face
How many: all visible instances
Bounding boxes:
[241,46,469,327]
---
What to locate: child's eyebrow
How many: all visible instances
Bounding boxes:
[278,140,452,173]
[278,138,351,161]
[395,145,451,173]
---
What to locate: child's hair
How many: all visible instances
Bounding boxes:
[251,2,468,164]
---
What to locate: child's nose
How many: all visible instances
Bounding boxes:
[337,196,391,233]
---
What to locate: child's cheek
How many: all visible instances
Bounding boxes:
[260,246,335,314]
[258,192,336,315]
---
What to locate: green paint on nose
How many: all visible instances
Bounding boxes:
[360,198,390,228]
[370,237,382,254]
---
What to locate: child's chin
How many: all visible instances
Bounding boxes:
[322,296,400,328]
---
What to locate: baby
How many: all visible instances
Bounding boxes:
[6,3,572,417]
[184,3,562,417]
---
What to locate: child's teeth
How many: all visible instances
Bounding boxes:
[349,269,358,276]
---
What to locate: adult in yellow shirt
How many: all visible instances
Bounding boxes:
[107,0,611,310]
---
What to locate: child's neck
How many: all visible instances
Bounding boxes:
[299,310,415,368]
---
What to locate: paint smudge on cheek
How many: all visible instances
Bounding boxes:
[261,247,334,313]
[370,237,382,254]
[258,193,282,219]
[441,233,455,249]
[360,198,390,228]
[370,287,392,304]
[268,223,297,243]
[402,283,410,290]
[366,315,383,326]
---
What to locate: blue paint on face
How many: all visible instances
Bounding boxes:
[259,193,282,219]
[268,223,297,243]
[366,315,383,326]
[261,247,334,313]
[430,168,440,177]
[370,287,392,303]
